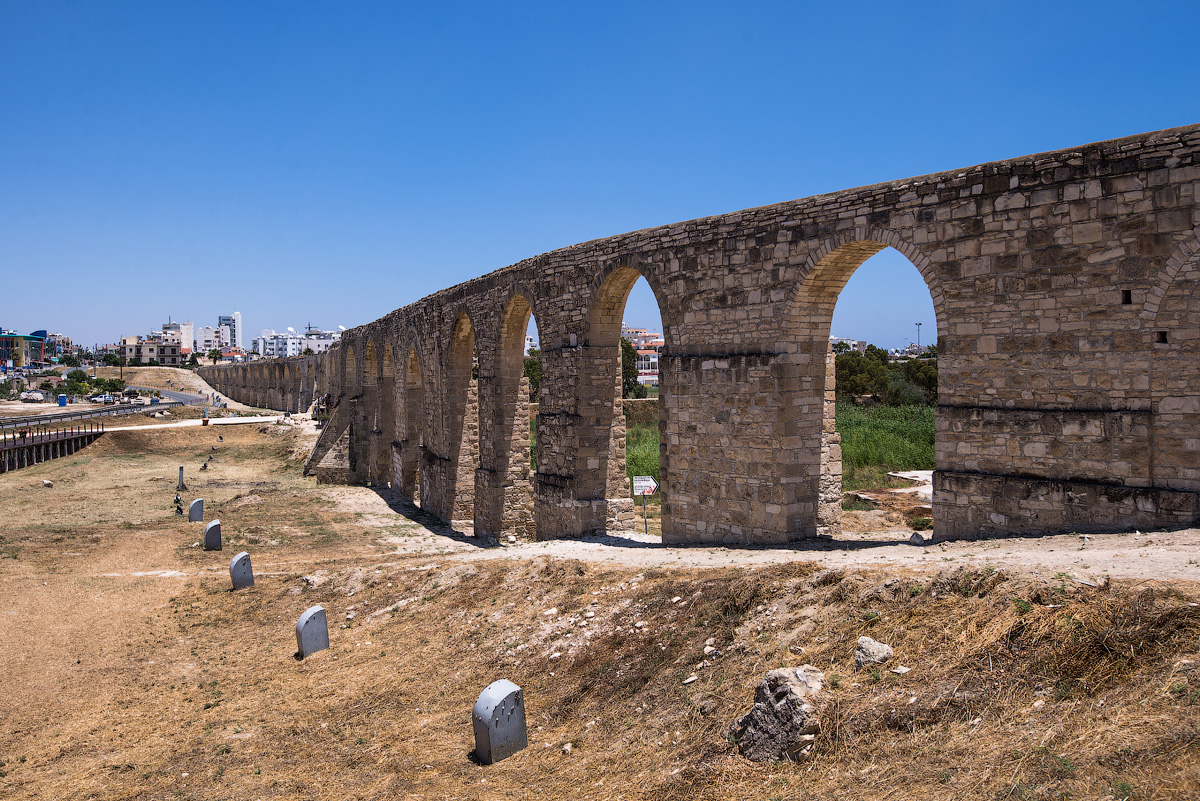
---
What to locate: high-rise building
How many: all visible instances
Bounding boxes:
[218,312,243,350]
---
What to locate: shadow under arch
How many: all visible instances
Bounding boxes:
[577,263,671,537]
[373,340,396,487]
[437,310,477,524]
[789,229,946,539]
[398,345,426,505]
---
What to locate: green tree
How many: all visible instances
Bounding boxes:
[621,338,647,398]
[302,347,314,356]
[186,353,200,367]
[59,354,80,367]
[66,369,89,383]
[523,347,541,400]
[103,353,123,366]
[864,343,890,364]
[207,348,222,361]
[831,341,851,354]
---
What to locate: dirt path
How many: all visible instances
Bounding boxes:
[307,483,1200,584]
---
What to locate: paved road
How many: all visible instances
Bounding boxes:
[126,385,206,404]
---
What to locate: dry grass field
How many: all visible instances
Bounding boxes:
[1,421,1198,800]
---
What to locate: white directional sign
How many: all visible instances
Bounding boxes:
[632,476,659,496]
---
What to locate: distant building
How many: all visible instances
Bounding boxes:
[218,347,249,363]
[195,326,225,353]
[621,324,663,350]
[253,325,340,357]
[121,334,181,366]
[0,329,46,369]
[162,321,195,354]
[44,332,73,358]
[301,325,339,354]
[830,337,867,353]
[636,349,659,386]
[218,312,243,350]
[253,330,304,358]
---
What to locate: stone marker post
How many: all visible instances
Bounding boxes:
[295,605,329,658]
[177,466,184,490]
[230,551,254,589]
[188,498,203,522]
[203,519,222,551]
[472,679,527,764]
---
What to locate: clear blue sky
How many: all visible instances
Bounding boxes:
[3,1,1198,350]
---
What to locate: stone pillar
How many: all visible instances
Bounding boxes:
[501,377,535,537]
[452,377,479,522]
[817,345,843,536]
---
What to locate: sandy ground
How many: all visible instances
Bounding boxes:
[330,484,1200,584]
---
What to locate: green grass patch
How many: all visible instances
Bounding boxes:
[625,421,659,484]
[836,403,934,490]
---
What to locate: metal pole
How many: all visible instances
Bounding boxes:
[643,492,648,536]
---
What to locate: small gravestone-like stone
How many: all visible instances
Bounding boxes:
[203,519,222,551]
[472,679,527,764]
[230,551,254,589]
[188,498,203,522]
[296,605,329,658]
[177,466,185,490]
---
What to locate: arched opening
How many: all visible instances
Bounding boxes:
[583,268,668,536]
[793,239,942,539]
[1150,242,1200,496]
[376,342,396,487]
[444,312,477,524]
[484,294,539,539]
[361,341,380,486]
[400,348,424,505]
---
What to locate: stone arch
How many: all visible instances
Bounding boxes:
[788,230,945,539]
[1149,240,1200,494]
[377,341,397,487]
[1142,225,1200,323]
[475,291,538,538]
[568,262,671,537]
[792,227,946,343]
[584,263,672,348]
[441,310,478,523]
[343,344,358,399]
[358,340,381,485]
[402,346,428,506]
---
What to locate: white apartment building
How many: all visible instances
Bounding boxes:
[218,312,243,350]
[195,326,226,353]
[161,321,194,354]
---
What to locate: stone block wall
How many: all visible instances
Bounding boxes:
[200,123,1200,544]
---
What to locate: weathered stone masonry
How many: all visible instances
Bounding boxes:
[200,124,1200,544]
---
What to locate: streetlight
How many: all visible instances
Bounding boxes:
[915,322,922,349]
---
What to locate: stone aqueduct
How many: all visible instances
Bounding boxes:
[200,124,1200,545]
